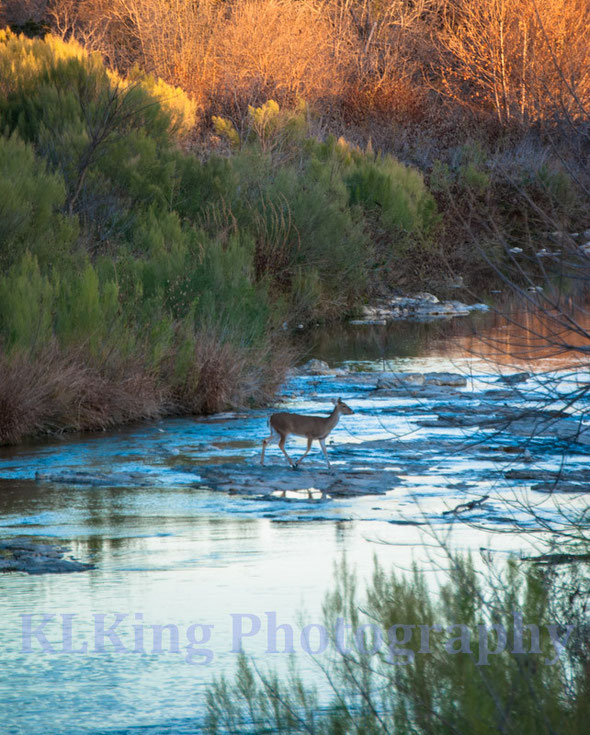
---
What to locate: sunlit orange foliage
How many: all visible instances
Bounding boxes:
[213,0,344,111]
[48,0,436,127]
[45,0,590,133]
[440,0,590,125]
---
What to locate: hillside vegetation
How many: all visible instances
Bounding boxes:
[0,0,588,443]
[23,0,588,136]
[0,31,439,443]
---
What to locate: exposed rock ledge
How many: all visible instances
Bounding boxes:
[295,362,471,392]
[350,293,489,324]
[296,359,349,376]
[0,538,95,575]
[195,463,397,499]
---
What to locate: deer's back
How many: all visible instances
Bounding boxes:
[270,412,332,439]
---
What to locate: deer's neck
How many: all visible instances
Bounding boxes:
[327,406,341,431]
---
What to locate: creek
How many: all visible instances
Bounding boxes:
[1,308,589,734]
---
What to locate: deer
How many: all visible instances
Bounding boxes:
[260,398,354,469]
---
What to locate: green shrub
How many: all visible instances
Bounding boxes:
[204,103,439,317]
[125,65,197,135]
[0,253,55,349]
[0,30,184,242]
[0,134,77,269]
[206,556,589,735]
[338,141,439,235]
[0,36,447,440]
[54,262,121,349]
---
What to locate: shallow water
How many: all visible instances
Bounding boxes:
[1,313,589,734]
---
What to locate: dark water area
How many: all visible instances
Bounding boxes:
[1,306,589,734]
[294,310,486,365]
[298,297,590,368]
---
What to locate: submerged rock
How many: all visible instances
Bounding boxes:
[0,538,95,575]
[498,372,530,385]
[483,389,522,400]
[504,417,590,444]
[505,469,589,482]
[532,482,590,494]
[418,406,580,435]
[35,470,153,486]
[425,372,468,387]
[376,373,426,389]
[196,463,397,499]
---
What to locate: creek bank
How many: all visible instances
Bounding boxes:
[0,538,95,575]
[350,293,489,325]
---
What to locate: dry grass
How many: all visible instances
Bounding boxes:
[168,329,293,416]
[0,330,292,445]
[43,0,590,142]
[0,344,163,444]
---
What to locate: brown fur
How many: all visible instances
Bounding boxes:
[260,397,354,468]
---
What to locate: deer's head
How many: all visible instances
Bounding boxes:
[334,397,354,415]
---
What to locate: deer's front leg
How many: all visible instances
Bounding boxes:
[295,437,313,468]
[319,438,331,468]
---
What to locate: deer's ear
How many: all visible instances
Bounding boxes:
[331,398,338,405]
[337,397,343,404]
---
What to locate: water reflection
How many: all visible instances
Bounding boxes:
[300,298,590,368]
[295,313,481,365]
[454,297,590,367]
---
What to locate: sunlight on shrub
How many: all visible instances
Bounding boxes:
[125,65,197,135]
[212,115,240,149]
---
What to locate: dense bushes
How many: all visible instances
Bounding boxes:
[0,134,77,270]
[36,0,590,141]
[0,31,437,443]
[206,103,437,315]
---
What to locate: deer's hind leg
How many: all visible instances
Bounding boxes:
[278,433,295,467]
[261,426,279,465]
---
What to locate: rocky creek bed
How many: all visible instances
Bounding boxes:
[1,320,589,735]
[17,361,589,541]
[0,318,589,577]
